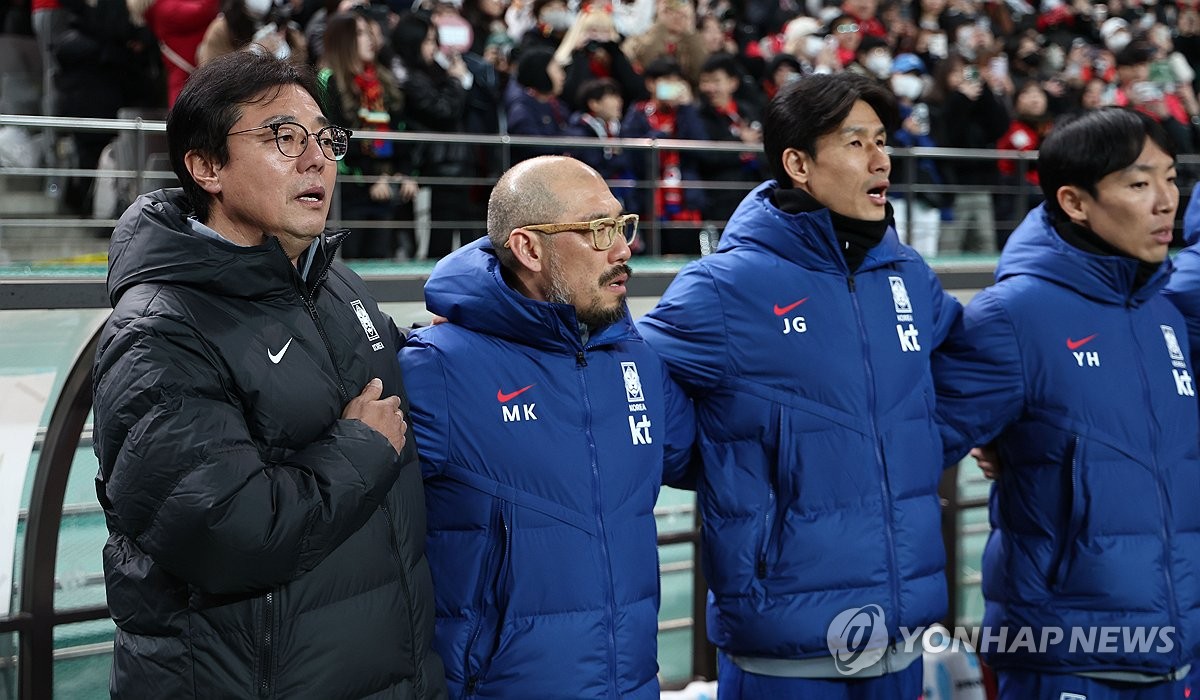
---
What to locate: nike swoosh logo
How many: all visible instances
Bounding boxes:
[267,338,293,364]
[497,384,535,403]
[773,298,809,316]
[1066,334,1098,351]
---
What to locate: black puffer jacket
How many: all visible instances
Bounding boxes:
[93,189,446,699]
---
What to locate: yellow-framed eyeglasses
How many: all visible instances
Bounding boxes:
[511,214,640,251]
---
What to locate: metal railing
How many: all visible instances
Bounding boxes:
[7,113,1183,262]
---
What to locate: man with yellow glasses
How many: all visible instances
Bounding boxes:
[399,155,697,699]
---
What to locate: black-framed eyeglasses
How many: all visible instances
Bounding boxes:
[227,121,353,161]
[512,214,640,251]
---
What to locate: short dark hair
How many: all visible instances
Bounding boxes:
[700,52,741,79]
[168,51,325,221]
[1038,107,1175,221]
[577,77,621,109]
[763,72,899,187]
[1114,40,1155,68]
[643,57,684,80]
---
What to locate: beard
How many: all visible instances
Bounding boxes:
[546,252,631,329]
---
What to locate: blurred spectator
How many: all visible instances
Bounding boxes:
[556,4,648,112]
[565,77,639,212]
[463,0,507,55]
[130,0,219,106]
[1007,30,1044,84]
[1178,7,1200,85]
[302,0,338,62]
[320,11,414,259]
[762,53,803,101]
[995,80,1050,245]
[879,0,918,56]
[692,52,765,225]
[841,0,885,38]
[829,14,864,68]
[611,0,654,38]
[56,0,162,213]
[623,0,708,84]
[1147,21,1200,130]
[1113,40,1195,152]
[197,0,307,64]
[889,52,947,258]
[622,57,707,253]
[996,80,1049,187]
[697,12,737,57]
[847,34,893,82]
[507,45,570,160]
[935,52,1008,254]
[31,0,68,120]
[393,11,479,257]
[1079,75,1110,110]
[519,0,571,52]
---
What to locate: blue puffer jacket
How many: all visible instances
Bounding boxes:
[399,239,696,699]
[638,180,961,659]
[1164,182,1200,361]
[936,205,1200,675]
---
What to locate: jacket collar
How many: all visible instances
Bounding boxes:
[715,180,916,274]
[423,238,638,353]
[997,204,1172,305]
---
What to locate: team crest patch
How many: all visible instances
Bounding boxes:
[622,362,644,403]
[888,276,912,314]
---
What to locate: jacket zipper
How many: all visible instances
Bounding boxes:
[258,589,275,698]
[464,502,509,696]
[380,505,426,693]
[578,347,619,693]
[848,273,901,635]
[1052,437,1082,588]
[756,484,776,579]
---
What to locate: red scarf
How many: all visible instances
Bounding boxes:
[353,63,386,116]
[643,103,700,222]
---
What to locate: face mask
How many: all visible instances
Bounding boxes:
[244,0,272,19]
[804,34,825,58]
[890,73,924,100]
[542,9,572,31]
[1043,45,1065,72]
[865,52,893,79]
[1106,31,1131,52]
[927,33,948,59]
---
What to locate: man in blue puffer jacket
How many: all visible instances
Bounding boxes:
[399,155,696,699]
[639,73,962,699]
[936,108,1200,698]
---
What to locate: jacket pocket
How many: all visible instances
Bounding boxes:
[462,499,513,697]
[1049,436,1086,591]
[756,411,789,580]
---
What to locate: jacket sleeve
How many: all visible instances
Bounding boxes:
[396,331,452,477]
[659,367,697,489]
[931,289,1026,466]
[636,263,728,396]
[94,314,402,595]
[1164,246,1200,370]
[927,265,963,349]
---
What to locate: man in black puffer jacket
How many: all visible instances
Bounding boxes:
[92,50,446,699]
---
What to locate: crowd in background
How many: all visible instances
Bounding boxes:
[2,0,1200,258]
